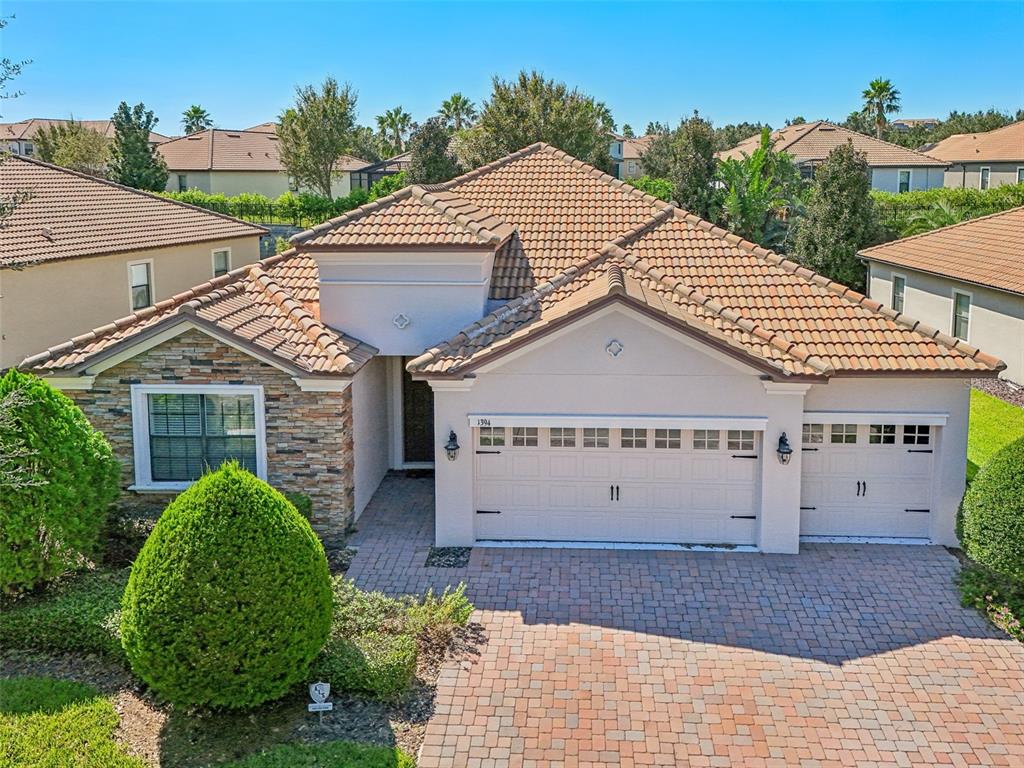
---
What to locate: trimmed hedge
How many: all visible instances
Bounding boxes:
[0,370,121,594]
[960,437,1024,582]
[872,183,1024,235]
[120,463,332,709]
[313,631,418,700]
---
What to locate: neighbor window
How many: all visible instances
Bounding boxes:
[654,429,681,449]
[512,427,538,447]
[549,427,576,448]
[129,261,153,310]
[830,424,858,444]
[869,424,896,445]
[620,428,647,448]
[952,291,971,340]
[802,424,824,444]
[177,174,188,192]
[693,430,720,450]
[626,160,637,175]
[478,427,505,447]
[212,248,231,277]
[891,274,906,313]
[147,392,258,482]
[799,164,815,180]
[727,430,755,452]
[903,424,931,445]
[898,170,911,194]
[980,167,990,190]
[582,428,609,448]
[1018,167,1024,184]
[22,141,33,156]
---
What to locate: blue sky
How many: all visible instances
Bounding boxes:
[3,1,1022,135]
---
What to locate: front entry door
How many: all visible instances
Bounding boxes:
[402,363,434,463]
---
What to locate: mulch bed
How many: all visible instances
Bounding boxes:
[973,377,1024,408]
[425,547,472,568]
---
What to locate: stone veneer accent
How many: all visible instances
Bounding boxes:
[66,329,354,541]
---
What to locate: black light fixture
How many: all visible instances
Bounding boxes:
[777,432,793,465]
[444,430,460,461]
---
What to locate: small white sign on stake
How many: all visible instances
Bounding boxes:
[308,681,333,720]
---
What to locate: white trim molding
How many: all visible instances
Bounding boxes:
[211,246,232,277]
[44,375,97,391]
[762,381,812,396]
[129,383,268,492]
[428,378,477,392]
[291,377,352,392]
[467,413,769,431]
[802,410,948,426]
[127,258,155,312]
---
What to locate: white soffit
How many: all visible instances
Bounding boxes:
[802,411,949,426]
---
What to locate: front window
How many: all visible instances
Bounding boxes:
[830,424,858,444]
[147,392,257,481]
[903,424,931,445]
[512,427,538,447]
[953,292,971,340]
[727,430,755,452]
[802,424,824,444]
[177,174,188,192]
[549,427,576,448]
[129,262,152,310]
[582,428,609,448]
[479,427,505,447]
[980,167,990,190]
[693,430,720,450]
[891,275,906,313]
[654,429,681,449]
[620,428,647,448]
[898,170,911,194]
[869,424,896,445]
[212,249,231,277]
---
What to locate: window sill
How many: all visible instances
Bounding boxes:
[128,483,191,494]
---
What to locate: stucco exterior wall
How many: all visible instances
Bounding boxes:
[942,163,1023,189]
[167,170,353,199]
[868,261,1024,383]
[870,166,945,192]
[60,329,355,541]
[352,355,390,517]
[0,235,262,369]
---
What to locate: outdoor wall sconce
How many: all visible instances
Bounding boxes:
[444,430,460,461]
[777,432,793,465]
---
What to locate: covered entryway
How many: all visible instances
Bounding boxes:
[473,422,762,545]
[800,419,937,539]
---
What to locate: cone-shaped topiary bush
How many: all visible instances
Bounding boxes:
[120,463,332,708]
[961,436,1024,582]
[0,369,120,594]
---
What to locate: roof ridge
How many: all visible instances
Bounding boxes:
[807,121,946,163]
[861,205,1024,254]
[409,185,510,245]
[434,142,549,191]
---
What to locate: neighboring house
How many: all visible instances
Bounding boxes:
[0,156,265,369]
[158,129,368,198]
[21,144,1002,554]
[718,121,948,192]
[1,118,169,157]
[609,135,654,179]
[890,118,940,132]
[923,121,1024,189]
[862,207,1024,383]
[350,151,412,191]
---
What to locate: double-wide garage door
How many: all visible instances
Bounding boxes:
[474,426,760,545]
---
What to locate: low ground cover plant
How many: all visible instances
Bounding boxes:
[222,740,415,768]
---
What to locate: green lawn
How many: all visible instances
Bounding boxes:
[968,389,1024,481]
[223,741,416,768]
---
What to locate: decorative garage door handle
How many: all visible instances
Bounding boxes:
[476,449,502,455]
[905,508,930,513]
[609,485,621,501]
[475,509,501,515]
[907,449,933,453]
[731,454,758,459]
[857,481,863,496]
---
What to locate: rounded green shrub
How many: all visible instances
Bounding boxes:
[120,463,332,708]
[961,436,1024,582]
[0,369,120,594]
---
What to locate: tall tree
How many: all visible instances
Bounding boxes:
[376,106,413,156]
[620,124,635,139]
[645,121,670,135]
[0,16,30,111]
[277,77,358,199]
[108,102,168,191]
[438,93,477,132]
[455,70,615,172]
[349,125,382,163]
[792,142,880,290]
[638,111,719,220]
[841,109,874,136]
[33,120,109,176]
[713,121,768,152]
[861,78,901,139]
[407,117,463,184]
[181,104,213,134]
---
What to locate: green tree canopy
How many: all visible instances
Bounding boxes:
[33,120,109,176]
[861,78,901,139]
[407,117,462,184]
[108,102,168,191]
[376,106,413,156]
[620,124,635,139]
[181,104,212,134]
[277,77,358,199]
[638,111,718,220]
[438,93,477,132]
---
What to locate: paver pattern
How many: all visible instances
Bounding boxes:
[347,475,1024,767]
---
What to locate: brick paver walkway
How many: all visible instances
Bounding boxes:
[348,474,1024,767]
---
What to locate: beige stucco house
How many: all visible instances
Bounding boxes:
[610,135,654,179]
[924,121,1024,189]
[862,207,1024,383]
[1,118,169,158]
[0,156,265,369]
[158,128,367,198]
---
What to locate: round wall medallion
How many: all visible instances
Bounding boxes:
[393,313,411,330]
[605,339,624,357]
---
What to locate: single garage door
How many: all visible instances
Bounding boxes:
[474,425,761,545]
[800,421,935,538]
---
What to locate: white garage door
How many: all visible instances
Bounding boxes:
[474,426,760,545]
[800,422,935,538]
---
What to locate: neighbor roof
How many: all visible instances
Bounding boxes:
[717,121,948,167]
[0,118,169,144]
[22,143,1002,380]
[0,155,266,269]
[621,136,654,160]
[157,129,367,173]
[861,207,1024,296]
[924,121,1024,163]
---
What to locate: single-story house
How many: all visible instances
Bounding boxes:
[862,207,1024,384]
[610,135,654,180]
[923,121,1024,189]
[21,144,1002,553]
[718,121,948,192]
[0,156,265,369]
[1,117,169,157]
[158,128,367,198]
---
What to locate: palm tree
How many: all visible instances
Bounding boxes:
[181,105,213,134]
[861,79,901,139]
[438,93,477,132]
[901,199,966,237]
[376,106,413,154]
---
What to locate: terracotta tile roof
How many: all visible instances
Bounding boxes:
[157,129,367,173]
[717,121,948,167]
[244,122,278,133]
[861,207,1024,296]
[621,136,654,160]
[0,118,169,143]
[0,156,266,268]
[924,121,1024,163]
[24,143,1003,379]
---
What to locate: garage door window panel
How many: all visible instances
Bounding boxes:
[693,430,720,450]
[621,428,647,448]
[903,425,930,445]
[727,430,754,451]
[869,424,896,445]
[479,427,505,447]
[802,424,824,444]
[830,424,858,444]
[583,428,609,448]
[655,429,681,449]
[549,427,576,447]
[512,427,538,447]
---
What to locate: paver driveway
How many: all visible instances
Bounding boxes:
[347,475,1024,767]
